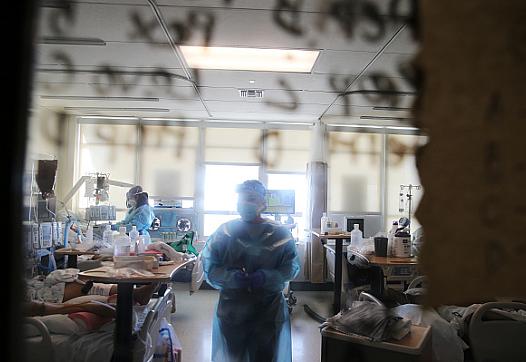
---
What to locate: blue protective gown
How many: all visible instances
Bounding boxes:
[113,204,155,236]
[202,219,300,362]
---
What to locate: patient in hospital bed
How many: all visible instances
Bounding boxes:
[26,268,159,305]
[23,270,163,362]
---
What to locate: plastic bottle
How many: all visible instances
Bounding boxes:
[85,225,94,244]
[137,235,146,254]
[387,221,398,256]
[321,212,329,234]
[129,225,139,255]
[102,224,113,246]
[350,224,363,249]
[114,226,131,256]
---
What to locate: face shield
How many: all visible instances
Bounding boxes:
[237,191,266,222]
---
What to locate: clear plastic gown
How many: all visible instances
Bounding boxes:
[202,219,300,362]
[113,204,155,236]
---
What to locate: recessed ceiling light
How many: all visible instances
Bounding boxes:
[249,80,255,84]
[180,46,319,73]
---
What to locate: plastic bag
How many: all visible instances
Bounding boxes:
[153,317,182,362]
[321,301,410,342]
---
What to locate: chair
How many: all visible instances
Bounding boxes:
[468,301,526,362]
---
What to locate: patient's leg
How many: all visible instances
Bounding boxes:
[62,281,117,302]
[25,300,115,318]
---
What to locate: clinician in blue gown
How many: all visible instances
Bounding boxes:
[113,185,155,237]
[202,180,300,362]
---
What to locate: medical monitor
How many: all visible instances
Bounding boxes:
[264,190,295,215]
[345,214,383,238]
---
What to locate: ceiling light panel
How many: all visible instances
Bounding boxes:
[180,46,320,73]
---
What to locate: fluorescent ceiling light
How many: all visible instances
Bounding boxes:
[39,37,107,46]
[360,115,411,121]
[41,95,159,102]
[327,124,384,129]
[142,118,200,122]
[385,126,419,131]
[65,107,169,112]
[267,121,314,126]
[207,119,262,124]
[79,116,138,120]
[180,46,319,72]
[372,106,411,111]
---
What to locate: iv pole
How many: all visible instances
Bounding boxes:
[399,184,421,230]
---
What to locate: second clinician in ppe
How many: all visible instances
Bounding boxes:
[113,185,155,237]
[201,180,300,362]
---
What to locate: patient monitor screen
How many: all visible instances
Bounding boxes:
[264,190,295,215]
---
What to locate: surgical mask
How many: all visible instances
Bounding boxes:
[126,199,136,209]
[237,202,261,222]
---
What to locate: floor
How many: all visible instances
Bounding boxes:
[170,286,333,362]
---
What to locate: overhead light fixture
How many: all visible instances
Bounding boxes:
[38,37,107,46]
[41,95,159,102]
[360,115,412,121]
[372,106,411,111]
[267,121,314,126]
[180,46,320,73]
[142,118,200,122]
[65,107,169,112]
[79,116,139,120]
[207,119,263,124]
[326,124,384,129]
[385,126,419,131]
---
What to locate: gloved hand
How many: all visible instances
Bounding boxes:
[248,270,266,289]
[233,270,250,289]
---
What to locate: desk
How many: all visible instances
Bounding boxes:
[54,248,99,268]
[321,324,432,362]
[305,230,351,322]
[78,260,192,362]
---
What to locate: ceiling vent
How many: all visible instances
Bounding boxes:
[239,89,264,98]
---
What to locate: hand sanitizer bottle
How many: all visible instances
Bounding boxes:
[102,224,113,246]
[321,212,329,234]
[350,224,363,249]
[114,226,131,256]
[129,225,139,255]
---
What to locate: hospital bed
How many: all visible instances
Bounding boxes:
[23,286,178,362]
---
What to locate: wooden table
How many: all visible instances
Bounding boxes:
[321,324,432,362]
[305,230,352,322]
[346,248,419,296]
[54,248,99,268]
[78,260,193,362]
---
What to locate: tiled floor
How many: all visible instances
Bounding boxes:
[170,286,333,362]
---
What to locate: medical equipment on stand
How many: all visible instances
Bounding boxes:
[25,159,63,276]
[398,184,421,230]
[149,196,196,243]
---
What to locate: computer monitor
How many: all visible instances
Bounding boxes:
[345,214,383,238]
[263,190,295,215]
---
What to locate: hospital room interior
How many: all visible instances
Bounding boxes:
[7,0,525,361]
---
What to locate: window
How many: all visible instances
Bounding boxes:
[78,123,137,219]
[205,128,260,163]
[266,129,311,173]
[328,131,382,212]
[140,124,199,198]
[386,134,428,231]
[267,172,307,239]
[203,164,259,236]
